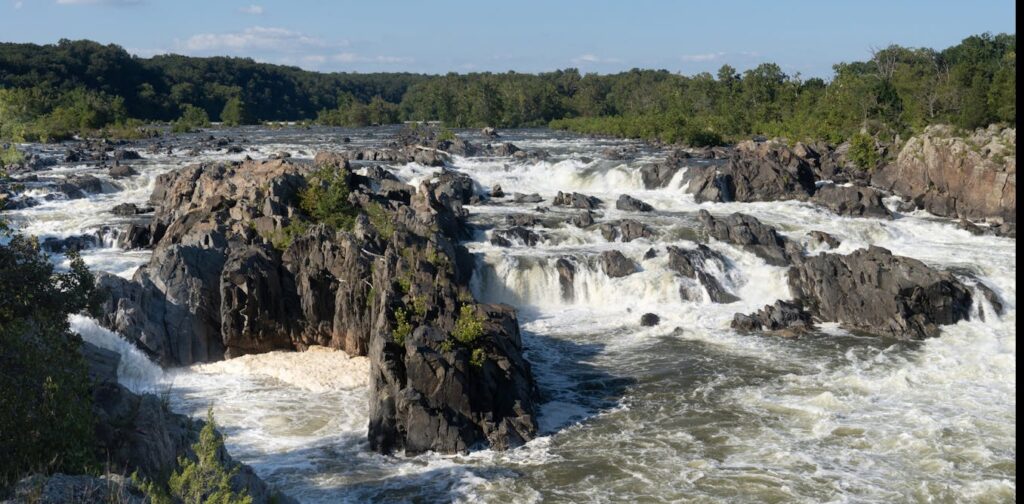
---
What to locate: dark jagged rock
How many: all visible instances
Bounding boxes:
[41,234,98,253]
[491,184,505,198]
[490,226,541,247]
[555,257,575,302]
[113,149,142,161]
[811,183,892,219]
[111,202,154,216]
[698,210,800,266]
[788,246,974,339]
[616,194,654,212]
[512,192,544,203]
[95,155,540,455]
[553,191,602,210]
[600,219,655,242]
[489,142,521,157]
[643,247,657,259]
[504,214,540,227]
[396,124,477,156]
[599,250,637,278]
[807,230,841,250]
[571,210,595,228]
[731,300,813,335]
[109,164,138,178]
[684,146,817,203]
[666,244,739,303]
[640,313,660,326]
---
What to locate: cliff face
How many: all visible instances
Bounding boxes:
[96,152,539,454]
[872,124,1016,226]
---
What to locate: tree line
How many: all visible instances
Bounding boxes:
[0,33,1015,144]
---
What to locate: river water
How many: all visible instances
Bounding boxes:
[8,126,1015,503]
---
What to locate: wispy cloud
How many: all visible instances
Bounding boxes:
[572,53,622,64]
[13,0,23,8]
[680,52,726,62]
[55,0,143,5]
[179,26,333,54]
[331,52,412,64]
[238,4,263,15]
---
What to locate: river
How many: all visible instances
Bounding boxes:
[7,126,1015,503]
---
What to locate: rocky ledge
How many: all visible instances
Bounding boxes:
[95,147,539,454]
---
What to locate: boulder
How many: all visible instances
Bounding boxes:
[599,250,637,278]
[684,145,817,203]
[731,300,813,335]
[490,226,541,247]
[666,244,739,303]
[512,193,544,203]
[553,191,602,210]
[555,257,575,302]
[788,246,973,339]
[807,230,841,250]
[41,234,98,253]
[811,183,892,219]
[571,210,595,228]
[640,313,660,326]
[698,210,801,266]
[616,194,654,212]
[109,164,138,178]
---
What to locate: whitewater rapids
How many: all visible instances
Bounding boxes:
[9,126,1014,503]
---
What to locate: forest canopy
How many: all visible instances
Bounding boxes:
[0,33,1015,144]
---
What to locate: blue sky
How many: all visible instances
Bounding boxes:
[1,0,1016,78]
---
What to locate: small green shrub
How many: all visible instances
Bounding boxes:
[167,409,252,504]
[172,104,211,133]
[411,295,428,319]
[299,166,357,231]
[0,145,24,167]
[439,339,453,352]
[452,304,485,344]
[848,132,880,170]
[364,201,395,240]
[470,348,487,368]
[392,308,412,345]
[260,220,309,251]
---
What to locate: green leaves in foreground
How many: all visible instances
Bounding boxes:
[165,410,252,504]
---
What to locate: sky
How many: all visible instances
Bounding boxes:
[0,0,1016,78]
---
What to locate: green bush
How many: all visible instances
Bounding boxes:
[220,97,251,126]
[470,348,486,368]
[259,219,309,251]
[848,132,880,170]
[299,166,357,231]
[0,145,23,168]
[392,308,412,345]
[166,410,252,504]
[452,304,485,344]
[172,104,211,133]
[364,201,395,240]
[0,238,100,489]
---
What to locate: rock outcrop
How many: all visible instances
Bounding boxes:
[871,125,1016,228]
[787,246,973,339]
[666,244,739,303]
[731,300,813,335]
[697,210,801,266]
[96,151,540,455]
[684,142,817,203]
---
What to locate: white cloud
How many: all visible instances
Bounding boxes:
[329,52,412,64]
[680,52,726,62]
[14,1,23,8]
[179,26,332,54]
[571,54,622,65]
[238,4,263,15]
[56,0,142,5]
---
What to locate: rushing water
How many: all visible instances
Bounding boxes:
[9,126,1015,503]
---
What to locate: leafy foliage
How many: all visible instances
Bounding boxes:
[219,96,251,126]
[171,104,211,133]
[0,34,1015,144]
[0,144,23,167]
[848,132,880,170]
[392,307,412,346]
[299,165,357,231]
[452,304,485,344]
[166,410,252,504]
[0,234,100,489]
